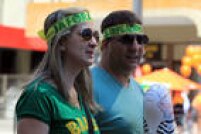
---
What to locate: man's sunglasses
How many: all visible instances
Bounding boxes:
[117,34,149,45]
[79,28,99,42]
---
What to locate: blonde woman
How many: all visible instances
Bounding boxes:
[15,7,100,134]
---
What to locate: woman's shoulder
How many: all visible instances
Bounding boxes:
[16,78,59,112]
[16,79,55,125]
[22,78,57,97]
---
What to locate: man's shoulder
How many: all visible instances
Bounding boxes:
[90,65,108,79]
[129,77,144,94]
[90,65,102,73]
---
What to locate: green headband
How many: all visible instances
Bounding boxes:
[38,11,92,41]
[102,24,144,40]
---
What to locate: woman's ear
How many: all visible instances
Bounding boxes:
[59,36,67,51]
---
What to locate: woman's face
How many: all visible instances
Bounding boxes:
[62,22,99,67]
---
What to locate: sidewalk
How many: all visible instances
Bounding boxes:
[0,96,14,134]
[0,118,14,134]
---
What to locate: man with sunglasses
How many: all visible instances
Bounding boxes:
[91,10,148,134]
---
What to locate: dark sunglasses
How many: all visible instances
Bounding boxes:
[79,28,99,42]
[117,34,149,45]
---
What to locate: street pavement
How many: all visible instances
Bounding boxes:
[0,96,15,134]
[0,119,14,134]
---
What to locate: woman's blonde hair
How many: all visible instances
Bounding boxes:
[30,7,98,112]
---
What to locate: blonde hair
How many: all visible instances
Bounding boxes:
[30,7,98,112]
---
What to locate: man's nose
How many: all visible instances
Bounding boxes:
[130,39,145,54]
[131,39,141,49]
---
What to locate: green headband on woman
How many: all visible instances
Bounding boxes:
[38,11,92,41]
[102,24,144,40]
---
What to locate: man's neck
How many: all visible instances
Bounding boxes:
[99,63,131,87]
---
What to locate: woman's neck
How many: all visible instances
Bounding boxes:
[63,59,82,86]
[63,61,82,108]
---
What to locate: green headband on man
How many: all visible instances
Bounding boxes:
[38,11,92,41]
[102,24,144,40]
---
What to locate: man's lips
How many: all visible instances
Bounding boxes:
[126,55,140,59]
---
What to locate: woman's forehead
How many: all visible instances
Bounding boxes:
[76,22,95,30]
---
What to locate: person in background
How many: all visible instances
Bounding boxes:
[91,10,149,134]
[143,83,175,134]
[186,106,198,133]
[15,7,100,134]
[172,91,185,133]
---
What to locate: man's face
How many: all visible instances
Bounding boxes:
[107,34,148,72]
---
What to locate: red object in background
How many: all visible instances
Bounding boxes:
[133,66,143,78]
[180,65,191,78]
[25,37,47,52]
[181,56,192,66]
[141,63,152,75]
[197,64,201,76]
[0,25,47,51]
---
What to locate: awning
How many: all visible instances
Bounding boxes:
[136,68,201,91]
[0,25,47,51]
[25,37,47,51]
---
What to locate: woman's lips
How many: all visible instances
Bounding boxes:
[86,50,94,58]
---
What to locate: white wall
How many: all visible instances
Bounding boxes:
[2,0,30,28]
[34,0,51,2]
[34,0,76,2]
[0,0,4,23]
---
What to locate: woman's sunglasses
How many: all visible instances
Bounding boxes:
[117,34,149,45]
[79,28,99,42]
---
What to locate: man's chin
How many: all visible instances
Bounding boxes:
[128,62,139,68]
[123,64,138,73]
